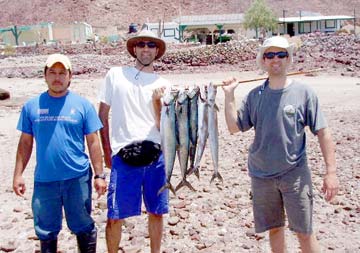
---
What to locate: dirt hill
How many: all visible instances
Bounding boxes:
[0,0,358,29]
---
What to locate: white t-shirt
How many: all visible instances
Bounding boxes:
[98,66,171,156]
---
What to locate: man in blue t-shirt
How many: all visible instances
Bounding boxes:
[222,37,339,252]
[13,54,107,253]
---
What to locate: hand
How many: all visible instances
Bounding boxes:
[94,178,107,199]
[221,77,238,94]
[152,87,166,101]
[13,175,26,197]
[322,172,339,202]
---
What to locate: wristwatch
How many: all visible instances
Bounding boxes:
[94,173,106,180]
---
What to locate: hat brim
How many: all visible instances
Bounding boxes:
[127,36,166,60]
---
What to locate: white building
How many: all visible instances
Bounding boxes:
[278,15,354,36]
[143,22,180,43]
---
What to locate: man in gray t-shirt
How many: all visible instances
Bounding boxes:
[222,36,339,252]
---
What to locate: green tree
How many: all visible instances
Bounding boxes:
[243,0,278,38]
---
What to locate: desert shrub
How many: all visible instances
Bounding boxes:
[3,45,16,55]
[335,28,349,35]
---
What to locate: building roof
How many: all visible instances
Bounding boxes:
[173,13,244,26]
[279,15,354,23]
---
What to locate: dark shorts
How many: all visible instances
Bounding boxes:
[251,163,314,234]
[107,153,169,220]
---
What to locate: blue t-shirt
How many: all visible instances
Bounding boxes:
[17,91,103,182]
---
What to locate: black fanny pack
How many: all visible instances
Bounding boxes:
[117,140,161,167]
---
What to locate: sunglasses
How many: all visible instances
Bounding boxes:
[263,51,289,59]
[136,41,157,48]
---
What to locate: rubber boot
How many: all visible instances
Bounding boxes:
[76,229,97,253]
[40,239,57,253]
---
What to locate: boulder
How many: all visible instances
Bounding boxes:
[0,88,10,100]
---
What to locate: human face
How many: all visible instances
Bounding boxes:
[262,47,290,76]
[45,62,72,97]
[134,40,159,68]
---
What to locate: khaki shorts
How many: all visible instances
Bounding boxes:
[251,162,313,234]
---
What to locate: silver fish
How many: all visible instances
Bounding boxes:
[189,84,208,178]
[207,82,223,184]
[158,88,178,196]
[175,88,195,192]
[187,85,200,176]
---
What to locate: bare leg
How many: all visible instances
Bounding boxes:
[269,227,286,253]
[148,213,163,253]
[106,219,124,253]
[296,232,320,253]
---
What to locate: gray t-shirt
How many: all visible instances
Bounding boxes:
[237,80,327,178]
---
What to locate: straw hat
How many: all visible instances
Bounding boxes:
[45,53,72,71]
[126,29,166,60]
[256,36,294,71]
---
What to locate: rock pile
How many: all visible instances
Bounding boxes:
[0,33,359,79]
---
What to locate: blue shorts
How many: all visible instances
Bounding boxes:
[107,153,169,219]
[32,169,95,241]
[251,162,314,234]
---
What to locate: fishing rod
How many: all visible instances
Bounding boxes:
[214,68,326,87]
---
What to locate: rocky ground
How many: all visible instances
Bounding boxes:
[0,69,359,252]
[0,33,359,252]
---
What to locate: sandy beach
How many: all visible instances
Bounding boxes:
[0,70,359,252]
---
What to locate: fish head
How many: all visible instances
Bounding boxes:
[187,85,200,99]
[207,82,217,105]
[163,88,178,105]
[199,84,208,102]
[177,89,189,104]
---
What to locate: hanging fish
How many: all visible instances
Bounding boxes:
[189,84,208,178]
[158,88,178,195]
[187,85,200,176]
[207,82,223,184]
[175,88,195,192]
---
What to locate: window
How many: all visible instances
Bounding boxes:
[325,20,336,28]
[298,22,311,34]
[164,29,175,37]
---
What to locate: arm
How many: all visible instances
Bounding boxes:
[13,133,33,197]
[86,132,107,198]
[222,78,240,134]
[98,102,112,168]
[317,127,339,202]
[152,87,166,130]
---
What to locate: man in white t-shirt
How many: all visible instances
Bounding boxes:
[98,29,170,253]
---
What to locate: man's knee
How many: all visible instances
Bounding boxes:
[148,213,163,220]
[106,219,124,228]
[269,226,284,235]
[296,232,313,241]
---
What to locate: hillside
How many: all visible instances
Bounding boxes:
[0,0,358,29]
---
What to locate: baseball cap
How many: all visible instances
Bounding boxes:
[45,54,72,71]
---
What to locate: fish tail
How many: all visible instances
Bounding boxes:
[210,172,223,184]
[175,179,196,192]
[187,166,200,179]
[157,182,176,196]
